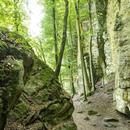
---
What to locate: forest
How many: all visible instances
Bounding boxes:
[0,0,130,130]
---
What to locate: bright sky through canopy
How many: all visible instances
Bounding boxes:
[25,0,43,37]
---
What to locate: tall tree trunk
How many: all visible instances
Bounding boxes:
[71,69,76,97]
[75,0,90,100]
[88,0,95,91]
[68,9,76,97]
[52,0,58,65]
[55,0,69,78]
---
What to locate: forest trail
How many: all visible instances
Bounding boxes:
[73,81,130,130]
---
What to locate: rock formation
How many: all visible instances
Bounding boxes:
[107,0,130,114]
[0,28,77,130]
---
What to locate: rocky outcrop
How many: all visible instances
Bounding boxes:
[107,0,130,114]
[0,28,77,130]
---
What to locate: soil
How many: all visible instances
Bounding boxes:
[73,81,130,130]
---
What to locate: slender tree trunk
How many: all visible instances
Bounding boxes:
[88,0,95,91]
[82,66,87,100]
[68,10,76,97]
[59,74,64,88]
[71,69,76,97]
[39,40,47,63]
[75,0,90,100]
[52,0,58,65]
[80,24,91,94]
[55,0,69,78]
[68,66,76,97]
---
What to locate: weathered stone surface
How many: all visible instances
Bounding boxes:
[0,28,77,130]
[107,0,130,114]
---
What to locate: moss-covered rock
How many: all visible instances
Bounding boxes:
[0,28,77,130]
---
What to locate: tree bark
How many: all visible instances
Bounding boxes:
[52,0,58,65]
[68,9,76,97]
[75,0,90,100]
[88,0,95,91]
[55,0,69,78]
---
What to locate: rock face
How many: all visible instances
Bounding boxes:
[0,28,77,130]
[107,0,130,114]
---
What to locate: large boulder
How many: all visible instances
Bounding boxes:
[107,0,130,114]
[0,28,77,130]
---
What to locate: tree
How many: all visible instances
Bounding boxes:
[52,0,58,65]
[75,0,90,100]
[88,0,95,91]
[55,0,69,78]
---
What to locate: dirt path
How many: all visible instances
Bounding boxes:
[73,81,130,130]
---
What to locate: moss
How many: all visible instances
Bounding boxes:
[53,121,77,130]
[0,41,8,62]
[0,28,76,130]
[9,102,30,120]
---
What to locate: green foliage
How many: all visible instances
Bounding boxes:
[0,0,27,35]
[0,0,96,95]
[9,102,30,120]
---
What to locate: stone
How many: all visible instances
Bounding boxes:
[84,116,90,121]
[88,110,98,116]
[77,111,84,113]
[96,113,101,116]
[107,0,130,114]
[104,123,117,128]
[107,88,114,92]
[0,28,77,130]
[87,101,92,104]
[127,120,130,123]
[92,124,96,127]
[104,117,119,122]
